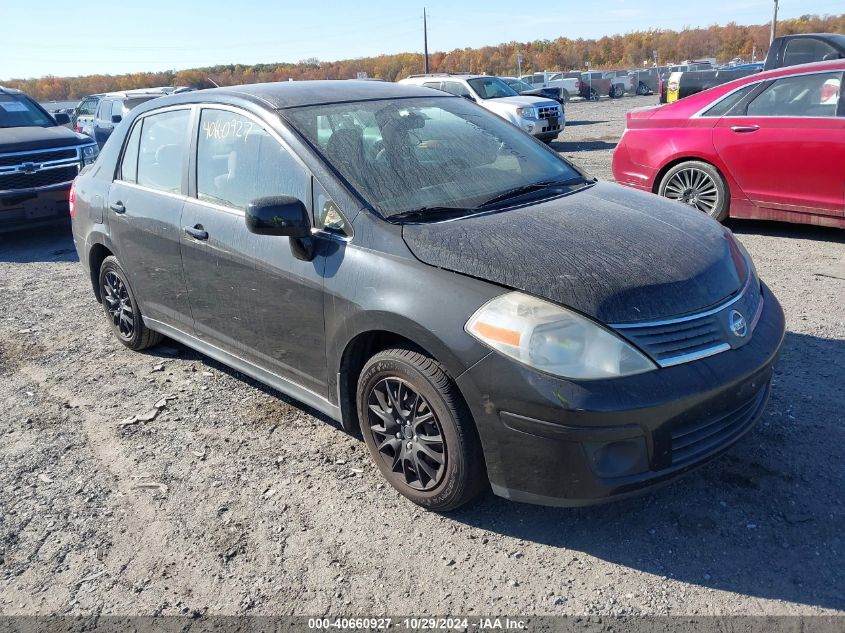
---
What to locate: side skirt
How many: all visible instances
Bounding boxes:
[144,317,342,422]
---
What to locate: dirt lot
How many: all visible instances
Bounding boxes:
[1,95,843,618]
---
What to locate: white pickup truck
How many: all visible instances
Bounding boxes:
[400,74,564,143]
[519,72,582,102]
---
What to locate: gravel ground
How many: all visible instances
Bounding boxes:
[1,94,843,618]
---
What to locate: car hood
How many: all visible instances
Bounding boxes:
[401,181,746,324]
[0,125,90,153]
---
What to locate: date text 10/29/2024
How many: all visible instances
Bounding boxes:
[308,617,528,631]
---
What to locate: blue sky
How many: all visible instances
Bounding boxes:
[1,0,842,79]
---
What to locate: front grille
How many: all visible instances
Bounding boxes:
[612,277,763,367]
[0,148,78,168]
[537,105,561,119]
[618,316,727,365]
[0,165,78,192]
[670,384,769,466]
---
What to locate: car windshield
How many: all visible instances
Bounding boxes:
[507,79,534,92]
[285,96,584,219]
[0,94,54,128]
[466,77,520,99]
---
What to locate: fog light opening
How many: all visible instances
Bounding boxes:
[586,438,647,478]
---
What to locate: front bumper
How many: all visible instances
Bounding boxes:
[0,183,73,233]
[520,116,565,141]
[456,282,785,506]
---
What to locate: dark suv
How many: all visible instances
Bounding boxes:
[70,81,784,511]
[0,86,99,232]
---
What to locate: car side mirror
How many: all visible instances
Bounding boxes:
[54,112,71,125]
[247,196,315,260]
[462,93,476,102]
[246,196,310,237]
[111,115,122,124]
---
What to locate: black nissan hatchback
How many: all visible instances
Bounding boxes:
[71,81,785,511]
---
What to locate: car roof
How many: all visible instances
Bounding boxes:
[135,80,452,111]
[749,57,845,81]
[405,74,494,82]
[101,90,168,99]
[0,85,24,95]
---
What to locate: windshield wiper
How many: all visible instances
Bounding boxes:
[476,177,584,209]
[388,206,473,223]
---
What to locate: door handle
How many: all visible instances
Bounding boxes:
[184,224,209,240]
[730,125,760,133]
[110,201,125,214]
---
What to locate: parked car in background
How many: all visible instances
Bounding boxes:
[613,59,845,229]
[0,86,98,232]
[91,90,169,147]
[660,34,845,103]
[519,72,581,102]
[580,72,612,100]
[70,80,784,511]
[628,67,666,95]
[400,74,564,142]
[606,71,635,97]
[500,77,563,104]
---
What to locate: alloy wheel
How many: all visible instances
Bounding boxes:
[663,167,720,215]
[366,377,446,491]
[103,271,135,339]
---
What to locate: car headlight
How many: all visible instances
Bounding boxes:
[81,144,99,165]
[516,107,537,119]
[465,292,657,379]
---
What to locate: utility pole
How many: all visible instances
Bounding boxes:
[770,0,779,44]
[423,8,430,74]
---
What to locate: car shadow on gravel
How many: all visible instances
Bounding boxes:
[550,140,618,152]
[450,330,844,610]
[564,120,610,127]
[728,219,845,245]
[0,224,77,263]
[143,340,343,431]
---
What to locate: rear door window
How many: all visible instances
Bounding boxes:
[136,109,190,194]
[195,108,308,210]
[442,81,470,97]
[701,84,757,117]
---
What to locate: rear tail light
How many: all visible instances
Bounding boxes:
[69,180,77,218]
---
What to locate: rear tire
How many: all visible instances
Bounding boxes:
[658,160,729,222]
[560,89,570,102]
[637,82,650,96]
[588,88,599,101]
[99,256,162,351]
[357,347,485,512]
[611,85,624,98]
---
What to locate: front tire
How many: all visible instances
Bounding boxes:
[611,85,624,98]
[560,89,570,102]
[637,82,650,96]
[99,256,162,351]
[658,160,729,221]
[357,347,485,512]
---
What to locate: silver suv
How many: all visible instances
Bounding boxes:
[400,74,564,142]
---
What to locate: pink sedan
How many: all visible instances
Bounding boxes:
[612,60,844,229]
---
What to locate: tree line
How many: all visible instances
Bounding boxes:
[6,13,843,102]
